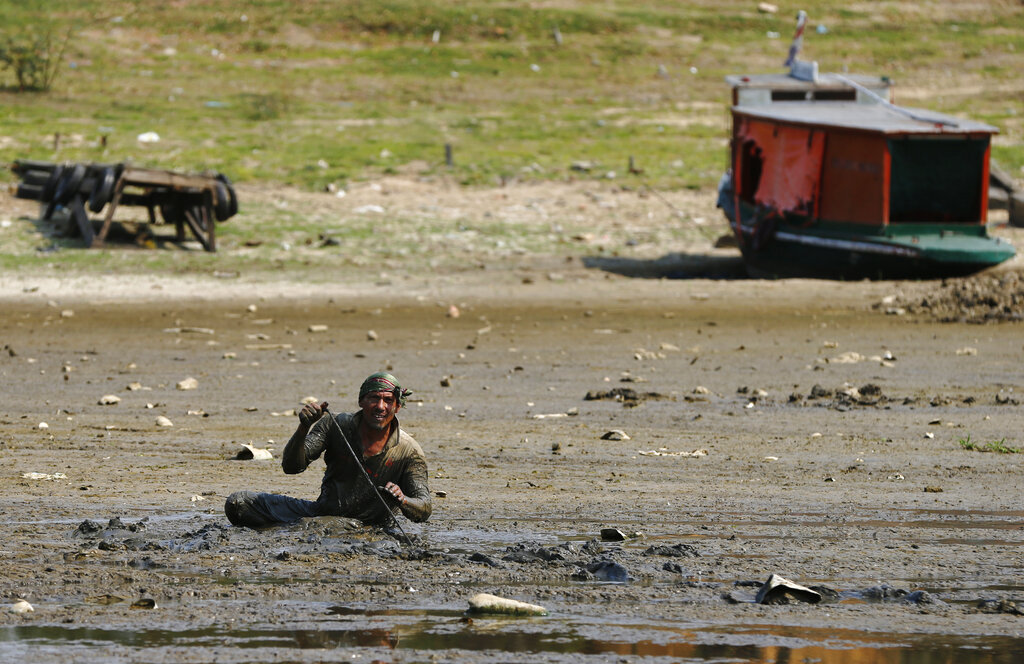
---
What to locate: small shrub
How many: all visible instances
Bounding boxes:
[0,26,72,91]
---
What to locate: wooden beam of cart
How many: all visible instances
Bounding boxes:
[98,166,219,252]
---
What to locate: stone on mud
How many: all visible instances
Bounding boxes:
[9,600,33,614]
[467,593,548,616]
[468,552,503,568]
[644,543,700,558]
[600,527,626,541]
[974,599,1024,615]
[235,443,273,460]
[584,560,630,582]
[755,574,821,605]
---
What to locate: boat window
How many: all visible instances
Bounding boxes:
[888,137,988,223]
[770,89,856,102]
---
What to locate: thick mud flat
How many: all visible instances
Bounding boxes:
[0,273,1022,663]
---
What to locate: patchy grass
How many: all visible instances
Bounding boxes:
[958,436,1021,454]
[0,0,1019,192]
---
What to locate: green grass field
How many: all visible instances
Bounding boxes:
[1,0,1021,191]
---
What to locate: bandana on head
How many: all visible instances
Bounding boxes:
[359,371,411,406]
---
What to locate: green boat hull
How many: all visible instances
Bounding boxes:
[725,201,1015,281]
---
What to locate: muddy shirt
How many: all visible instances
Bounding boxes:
[282,411,431,525]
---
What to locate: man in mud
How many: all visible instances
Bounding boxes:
[225,372,431,529]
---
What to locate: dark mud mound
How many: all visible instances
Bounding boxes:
[886,270,1024,323]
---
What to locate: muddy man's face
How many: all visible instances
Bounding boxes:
[359,390,400,430]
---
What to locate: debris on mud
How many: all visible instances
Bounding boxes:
[234,443,273,460]
[468,592,548,616]
[788,383,892,409]
[8,600,33,614]
[974,599,1024,615]
[584,387,671,407]
[858,584,945,605]
[755,574,822,605]
[643,543,700,558]
[878,270,1024,323]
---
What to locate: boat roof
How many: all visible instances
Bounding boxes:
[733,101,998,135]
[724,72,889,92]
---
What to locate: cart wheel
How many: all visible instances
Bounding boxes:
[212,182,232,221]
[54,163,87,205]
[215,172,238,219]
[41,164,66,201]
[88,167,116,213]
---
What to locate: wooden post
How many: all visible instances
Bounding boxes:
[445,143,453,167]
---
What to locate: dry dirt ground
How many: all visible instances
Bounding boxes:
[1,180,1023,663]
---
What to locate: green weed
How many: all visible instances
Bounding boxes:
[958,436,1021,454]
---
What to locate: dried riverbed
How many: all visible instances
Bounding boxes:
[1,178,1023,661]
[1,265,1023,663]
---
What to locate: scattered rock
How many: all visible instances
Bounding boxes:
[99,394,121,405]
[861,584,908,600]
[585,388,670,407]
[467,593,548,616]
[974,599,1024,615]
[644,543,700,558]
[600,528,626,541]
[585,560,630,582]
[904,590,944,605]
[176,377,198,391]
[155,416,173,427]
[22,471,67,481]
[9,600,33,614]
[468,552,502,568]
[601,430,630,441]
[235,443,273,461]
[755,574,821,605]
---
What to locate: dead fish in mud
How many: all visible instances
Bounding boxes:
[467,593,548,616]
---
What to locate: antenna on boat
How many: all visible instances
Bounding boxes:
[784,10,806,68]
[785,10,819,83]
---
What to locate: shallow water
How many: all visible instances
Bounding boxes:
[3,607,1022,663]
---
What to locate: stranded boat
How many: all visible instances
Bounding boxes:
[716,14,1015,279]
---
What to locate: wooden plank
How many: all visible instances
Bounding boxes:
[182,202,215,252]
[68,195,96,247]
[97,176,126,244]
[119,167,216,190]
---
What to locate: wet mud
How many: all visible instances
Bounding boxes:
[1,275,1023,662]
